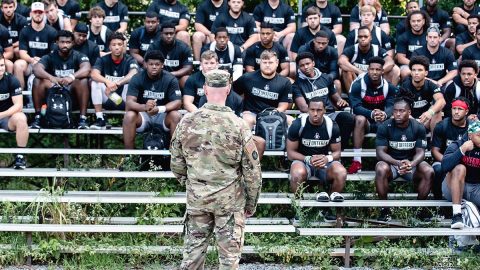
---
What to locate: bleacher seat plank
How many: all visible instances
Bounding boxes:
[0,128,123,135]
[297,227,480,236]
[298,200,451,207]
[0,223,296,233]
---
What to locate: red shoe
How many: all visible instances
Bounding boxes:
[347,161,362,174]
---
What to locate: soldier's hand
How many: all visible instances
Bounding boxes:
[461,140,475,153]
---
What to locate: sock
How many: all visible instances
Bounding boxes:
[96,112,104,120]
[353,148,362,163]
[80,115,87,120]
[452,204,461,215]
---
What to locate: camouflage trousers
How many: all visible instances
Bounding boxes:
[180,208,245,270]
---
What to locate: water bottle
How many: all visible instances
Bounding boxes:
[108,92,123,106]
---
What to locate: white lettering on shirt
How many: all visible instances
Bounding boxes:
[302,139,329,147]
[354,63,369,72]
[305,87,329,99]
[104,15,120,23]
[0,93,10,100]
[164,59,180,67]
[320,18,332,24]
[264,17,284,24]
[408,45,423,52]
[28,41,48,49]
[226,27,245,34]
[159,9,180,19]
[143,90,164,100]
[251,87,279,100]
[105,75,124,82]
[389,141,416,150]
[413,100,428,108]
[55,69,75,77]
[429,63,444,71]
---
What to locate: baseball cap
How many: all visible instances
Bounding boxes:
[31,2,44,12]
[205,69,230,88]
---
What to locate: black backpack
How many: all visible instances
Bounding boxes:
[44,85,73,128]
[140,127,171,171]
[255,108,288,150]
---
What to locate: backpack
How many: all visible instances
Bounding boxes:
[454,199,480,247]
[140,127,171,171]
[44,85,73,128]
[255,108,288,151]
[298,114,333,140]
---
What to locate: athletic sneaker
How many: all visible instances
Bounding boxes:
[347,160,362,174]
[14,154,26,169]
[90,118,106,130]
[378,207,392,222]
[451,213,464,229]
[30,115,41,129]
[78,116,89,129]
[316,191,330,202]
[330,192,344,202]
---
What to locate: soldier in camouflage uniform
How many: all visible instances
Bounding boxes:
[170,69,262,270]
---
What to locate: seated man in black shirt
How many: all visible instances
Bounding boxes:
[147,0,191,47]
[339,26,398,95]
[298,31,341,94]
[0,0,28,59]
[87,6,112,56]
[233,50,292,129]
[348,57,397,174]
[400,55,445,132]
[442,120,480,229]
[95,0,129,33]
[128,11,161,67]
[31,30,91,129]
[147,23,193,89]
[0,54,28,169]
[183,50,219,112]
[293,52,353,149]
[56,0,81,29]
[43,0,72,32]
[287,97,346,201]
[461,25,480,70]
[412,26,457,88]
[244,22,289,78]
[72,23,100,67]
[431,98,469,200]
[375,96,432,221]
[452,0,480,34]
[91,32,138,129]
[456,15,479,55]
[123,50,182,149]
[395,1,420,41]
[443,60,480,119]
[192,0,227,60]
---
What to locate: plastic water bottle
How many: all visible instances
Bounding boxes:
[108,92,123,106]
[40,104,47,116]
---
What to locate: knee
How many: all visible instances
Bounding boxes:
[167,110,182,124]
[332,163,347,180]
[452,164,467,179]
[123,111,136,126]
[354,115,366,126]
[192,32,205,42]
[290,165,307,183]
[375,161,389,175]
[13,60,26,70]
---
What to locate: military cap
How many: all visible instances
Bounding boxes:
[205,69,230,88]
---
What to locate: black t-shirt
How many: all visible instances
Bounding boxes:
[462,43,480,72]
[0,13,28,44]
[96,1,129,32]
[298,42,339,80]
[396,31,427,59]
[57,0,81,21]
[147,0,190,26]
[395,19,407,41]
[88,26,113,53]
[127,69,182,105]
[18,24,57,58]
[292,69,336,113]
[0,73,21,113]
[454,4,480,34]
[198,91,244,117]
[73,40,100,66]
[38,49,89,77]
[93,54,139,84]
[183,71,206,107]
[342,44,388,73]
[288,115,341,156]
[400,78,442,118]
[432,117,468,156]
[376,118,427,161]
[200,42,243,74]
[129,26,161,57]
[211,11,257,47]
[301,2,342,30]
[443,76,480,117]
[456,31,474,48]
[345,26,392,51]
[47,12,70,31]
[0,24,11,53]
[350,74,397,120]
[253,0,295,32]
[14,3,30,18]
[195,0,228,30]
[421,6,452,31]
[233,70,292,113]
[350,5,389,27]
[412,46,457,81]
[291,25,336,53]
[243,41,289,71]
[147,39,193,73]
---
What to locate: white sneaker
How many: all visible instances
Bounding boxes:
[316,192,330,202]
[330,192,344,202]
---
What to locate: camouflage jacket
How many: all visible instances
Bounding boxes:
[170,103,262,213]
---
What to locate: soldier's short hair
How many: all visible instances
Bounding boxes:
[360,5,376,16]
[88,6,105,19]
[201,50,218,62]
[305,6,321,18]
[259,50,277,60]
